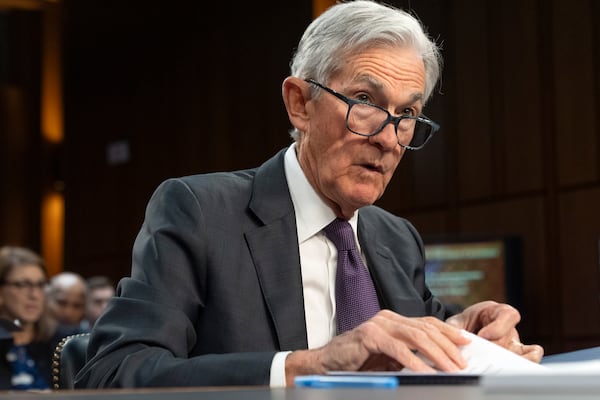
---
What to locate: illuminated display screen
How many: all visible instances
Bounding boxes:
[424,238,521,313]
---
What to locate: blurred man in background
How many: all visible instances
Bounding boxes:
[83,276,115,329]
[46,271,87,329]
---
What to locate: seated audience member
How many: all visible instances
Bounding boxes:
[0,246,79,390]
[83,276,115,328]
[46,271,87,329]
[76,0,543,389]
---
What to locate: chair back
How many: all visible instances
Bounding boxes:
[52,333,91,389]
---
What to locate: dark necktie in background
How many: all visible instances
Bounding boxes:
[324,218,380,334]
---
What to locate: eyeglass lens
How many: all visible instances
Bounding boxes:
[4,280,47,290]
[347,103,433,148]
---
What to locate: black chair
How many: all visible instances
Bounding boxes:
[52,332,91,389]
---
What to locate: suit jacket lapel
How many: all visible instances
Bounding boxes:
[358,216,425,316]
[358,222,395,310]
[245,149,308,350]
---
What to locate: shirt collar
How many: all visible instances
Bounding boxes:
[284,144,358,243]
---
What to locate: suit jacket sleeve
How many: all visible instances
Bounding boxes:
[75,177,276,388]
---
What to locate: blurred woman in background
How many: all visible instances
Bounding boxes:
[0,246,75,390]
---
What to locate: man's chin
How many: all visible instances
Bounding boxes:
[345,191,382,210]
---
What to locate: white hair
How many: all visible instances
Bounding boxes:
[288,0,442,140]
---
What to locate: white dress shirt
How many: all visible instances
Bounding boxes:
[269,144,363,387]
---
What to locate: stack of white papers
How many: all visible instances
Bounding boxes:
[457,330,600,376]
[329,330,600,391]
[438,330,600,392]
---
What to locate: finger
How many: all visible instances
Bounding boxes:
[383,312,469,345]
[411,325,468,371]
[477,305,521,340]
[384,343,437,373]
[354,319,438,373]
[379,316,469,371]
[353,312,472,373]
[486,329,521,350]
[510,342,544,364]
[521,345,544,363]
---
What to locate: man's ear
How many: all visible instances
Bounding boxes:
[282,77,311,133]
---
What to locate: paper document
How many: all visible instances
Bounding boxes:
[329,330,600,387]
[415,330,600,376]
[457,330,547,374]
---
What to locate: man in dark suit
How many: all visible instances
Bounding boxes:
[76,0,543,388]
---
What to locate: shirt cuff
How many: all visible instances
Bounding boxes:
[269,351,292,388]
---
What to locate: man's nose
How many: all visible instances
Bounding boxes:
[368,121,398,151]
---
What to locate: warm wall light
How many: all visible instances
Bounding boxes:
[40,1,64,275]
[41,191,63,277]
[313,0,336,18]
[41,2,63,144]
[0,0,46,10]
[2,0,65,274]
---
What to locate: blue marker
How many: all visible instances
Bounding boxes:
[294,375,398,389]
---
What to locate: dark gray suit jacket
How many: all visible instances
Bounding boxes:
[75,148,446,388]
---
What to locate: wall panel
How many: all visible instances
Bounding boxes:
[558,189,600,342]
[403,210,450,237]
[0,10,42,251]
[552,0,598,186]
[453,0,493,201]
[62,1,311,284]
[497,1,544,194]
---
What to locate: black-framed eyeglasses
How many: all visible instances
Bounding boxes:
[1,280,47,291]
[306,79,439,150]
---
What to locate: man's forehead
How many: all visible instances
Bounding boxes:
[336,52,425,93]
[53,274,85,289]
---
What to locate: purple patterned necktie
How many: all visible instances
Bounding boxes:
[324,218,380,334]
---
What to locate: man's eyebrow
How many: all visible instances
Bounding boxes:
[409,92,424,103]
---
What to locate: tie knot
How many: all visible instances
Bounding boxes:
[324,218,356,251]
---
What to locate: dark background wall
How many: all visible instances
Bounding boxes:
[60,0,309,281]
[1,0,600,356]
[1,7,42,251]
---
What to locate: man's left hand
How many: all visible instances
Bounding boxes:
[446,300,544,363]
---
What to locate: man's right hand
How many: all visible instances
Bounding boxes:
[284,309,470,386]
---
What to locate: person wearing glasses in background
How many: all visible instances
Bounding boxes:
[77,0,543,389]
[0,246,79,390]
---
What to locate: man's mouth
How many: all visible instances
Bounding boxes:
[361,163,383,173]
